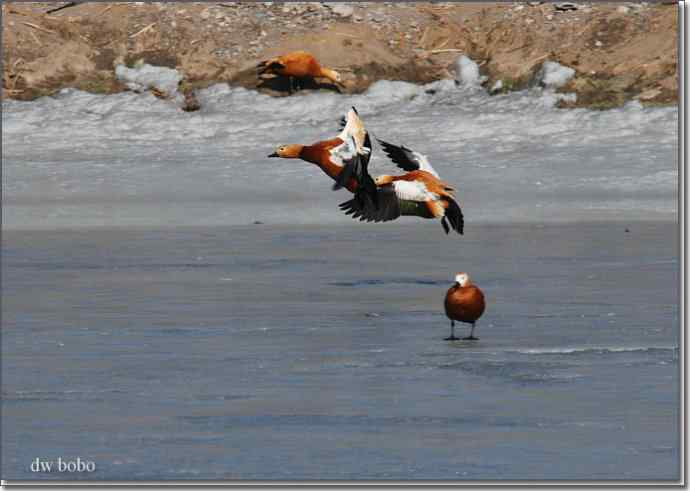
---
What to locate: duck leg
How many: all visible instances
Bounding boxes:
[288,76,295,94]
[444,320,459,341]
[463,322,479,341]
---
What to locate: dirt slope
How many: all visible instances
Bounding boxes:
[2,2,678,108]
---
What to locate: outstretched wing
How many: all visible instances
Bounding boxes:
[377,139,439,178]
[335,108,371,166]
[337,107,367,152]
[332,108,376,204]
[339,186,401,223]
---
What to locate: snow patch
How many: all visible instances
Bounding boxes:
[115,63,183,97]
[539,61,576,88]
[455,55,486,87]
[364,80,423,102]
[2,76,678,230]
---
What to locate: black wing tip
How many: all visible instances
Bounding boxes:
[445,199,464,235]
[376,137,392,149]
[375,138,419,172]
[338,189,400,224]
[457,209,465,235]
[376,138,399,156]
[376,139,397,158]
[376,138,409,152]
[441,216,450,235]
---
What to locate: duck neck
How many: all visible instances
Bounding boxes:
[319,68,340,84]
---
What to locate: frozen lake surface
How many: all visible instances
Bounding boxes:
[2,79,678,229]
[1,223,679,480]
[1,80,679,481]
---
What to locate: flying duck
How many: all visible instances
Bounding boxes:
[268,107,377,197]
[444,272,486,340]
[338,139,464,235]
[257,51,342,93]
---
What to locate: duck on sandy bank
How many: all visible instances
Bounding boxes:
[257,51,343,94]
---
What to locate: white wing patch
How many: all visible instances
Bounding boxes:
[329,135,357,166]
[338,108,369,156]
[392,180,438,202]
[411,150,439,178]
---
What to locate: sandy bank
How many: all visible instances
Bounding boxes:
[2,2,678,108]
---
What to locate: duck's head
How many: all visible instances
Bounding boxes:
[454,272,471,287]
[374,175,394,186]
[268,144,304,159]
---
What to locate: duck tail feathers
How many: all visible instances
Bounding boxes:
[445,198,464,235]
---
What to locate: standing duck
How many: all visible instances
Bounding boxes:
[444,272,486,340]
[268,107,377,197]
[337,139,464,235]
[257,51,342,93]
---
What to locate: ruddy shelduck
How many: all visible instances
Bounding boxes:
[338,139,464,235]
[268,107,377,197]
[444,272,486,341]
[257,51,342,93]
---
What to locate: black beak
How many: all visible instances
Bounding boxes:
[268,152,279,158]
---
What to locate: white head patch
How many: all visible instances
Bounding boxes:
[455,273,469,286]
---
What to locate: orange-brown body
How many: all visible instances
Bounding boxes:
[259,51,340,83]
[377,170,458,220]
[298,139,360,193]
[269,108,369,195]
[444,284,485,324]
[386,170,455,198]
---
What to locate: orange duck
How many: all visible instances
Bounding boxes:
[268,107,377,197]
[257,51,342,93]
[444,272,486,340]
[337,139,464,235]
